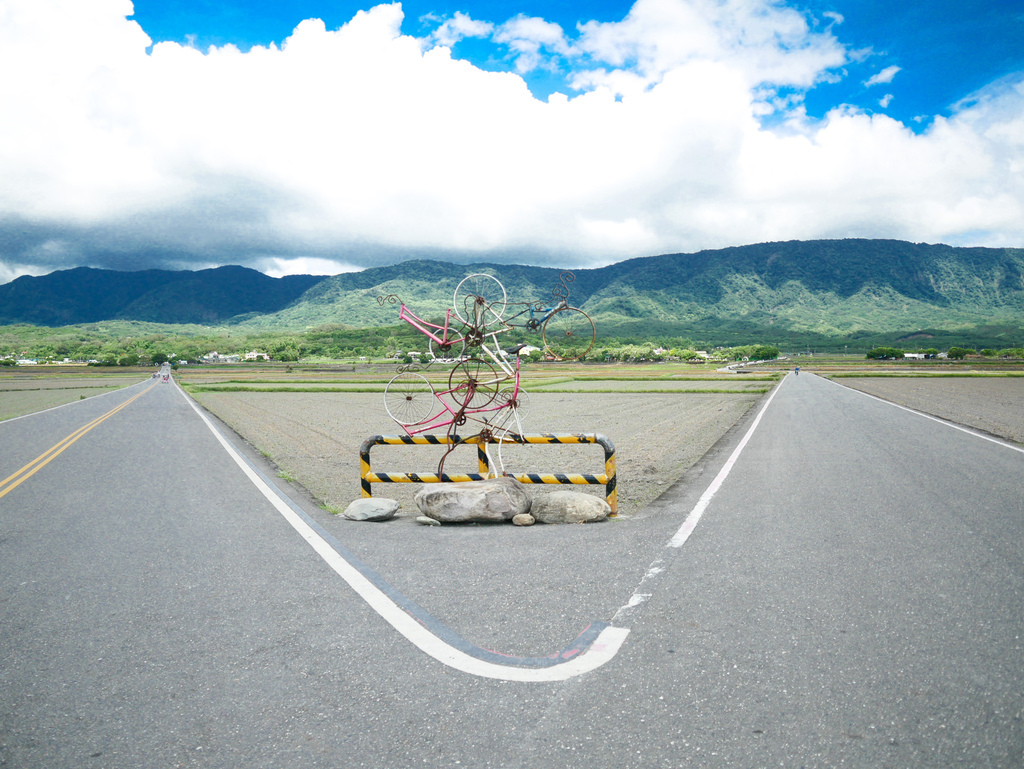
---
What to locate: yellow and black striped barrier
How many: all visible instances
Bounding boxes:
[359,433,617,513]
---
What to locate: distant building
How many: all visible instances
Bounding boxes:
[203,351,241,363]
[245,350,270,361]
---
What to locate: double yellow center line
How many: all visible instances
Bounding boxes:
[0,384,156,500]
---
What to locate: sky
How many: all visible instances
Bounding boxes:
[1,0,1022,282]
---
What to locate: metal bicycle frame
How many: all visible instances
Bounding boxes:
[396,303,462,351]
[501,298,568,332]
[392,337,523,438]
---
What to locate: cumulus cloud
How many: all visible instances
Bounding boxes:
[428,11,493,47]
[494,15,573,73]
[0,0,1022,283]
[865,64,901,87]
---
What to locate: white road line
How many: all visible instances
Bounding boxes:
[827,377,1024,455]
[175,384,630,682]
[612,375,787,622]
[666,373,788,548]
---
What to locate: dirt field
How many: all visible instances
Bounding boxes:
[191,390,764,517]
[834,376,1024,444]
[0,374,143,421]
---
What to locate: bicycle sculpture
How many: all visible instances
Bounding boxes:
[375,272,595,476]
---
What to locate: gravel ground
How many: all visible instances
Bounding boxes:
[190,390,764,517]
[833,376,1024,444]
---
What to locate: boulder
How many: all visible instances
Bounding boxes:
[529,491,611,524]
[512,513,536,526]
[414,477,531,523]
[343,498,400,521]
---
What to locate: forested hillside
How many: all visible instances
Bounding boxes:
[0,265,324,325]
[245,239,1024,339]
[2,240,1022,343]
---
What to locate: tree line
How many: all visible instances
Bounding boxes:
[2,319,1017,366]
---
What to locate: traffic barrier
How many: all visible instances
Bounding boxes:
[359,433,617,513]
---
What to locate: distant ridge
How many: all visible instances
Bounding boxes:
[0,265,325,325]
[243,239,1024,338]
[1,240,1022,339]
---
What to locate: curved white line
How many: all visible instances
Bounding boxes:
[175,384,629,681]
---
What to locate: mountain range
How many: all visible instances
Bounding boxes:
[2,240,1023,344]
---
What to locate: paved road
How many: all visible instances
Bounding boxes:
[1,373,1021,767]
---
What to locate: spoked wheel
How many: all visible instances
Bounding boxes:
[428,336,466,361]
[493,423,524,477]
[447,358,502,411]
[384,372,436,425]
[541,307,595,361]
[495,386,530,423]
[453,274,507,331]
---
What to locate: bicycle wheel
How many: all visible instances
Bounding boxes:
[541,306,596,361]
[453,274,507,331]
[428,335,466,361]
[447,358,501,410]
[493,422,524,476]
[384,372,436,425]
[495,385,530,423]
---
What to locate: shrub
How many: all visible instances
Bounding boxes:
[866,347,904,360]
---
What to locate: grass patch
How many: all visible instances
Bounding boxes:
[186,385,389,393]
[830,371,1024,379]
[536,387,774,394]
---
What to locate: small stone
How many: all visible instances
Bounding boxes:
[512,513,536,526]
[415,515,441,526]
[342,498,400,521]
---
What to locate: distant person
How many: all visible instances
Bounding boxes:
[795,366,800,375]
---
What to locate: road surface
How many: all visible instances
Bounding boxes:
[1,372,1021,767]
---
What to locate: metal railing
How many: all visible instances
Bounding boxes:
[359,432,617,513]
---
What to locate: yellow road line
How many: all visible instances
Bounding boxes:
[0,384,155,500]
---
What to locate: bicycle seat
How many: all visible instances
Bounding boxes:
[504,344,529,355]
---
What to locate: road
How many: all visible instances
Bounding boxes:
[0,372,1021,767]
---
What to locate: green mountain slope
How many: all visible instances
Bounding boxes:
[2,240,1021,342]
[243,239,1024,337]
[0,265,325,325]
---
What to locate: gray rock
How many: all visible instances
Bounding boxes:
[529,491,611,524]
[512,513,536,526]
[343,498,400,521]
[415,515,441,526]
[414,477,531,523]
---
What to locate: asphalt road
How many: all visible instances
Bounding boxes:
[0,372,1021,767]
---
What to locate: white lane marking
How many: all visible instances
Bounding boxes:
[613,376,787,621]
[175,385,630,682]
[666,374,787,548]
[827,377,1024,455]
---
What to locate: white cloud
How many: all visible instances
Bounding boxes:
[0,0,1022,283]
[494,15,572,73]
[879,93,894,108]
[428,11,493,47]
[260,257,364,277]
[865,65,901,87]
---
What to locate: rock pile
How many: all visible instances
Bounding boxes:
[345,478,611,526]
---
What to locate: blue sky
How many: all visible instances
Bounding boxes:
[128,0,1024,130]
[0,0,1022,281]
